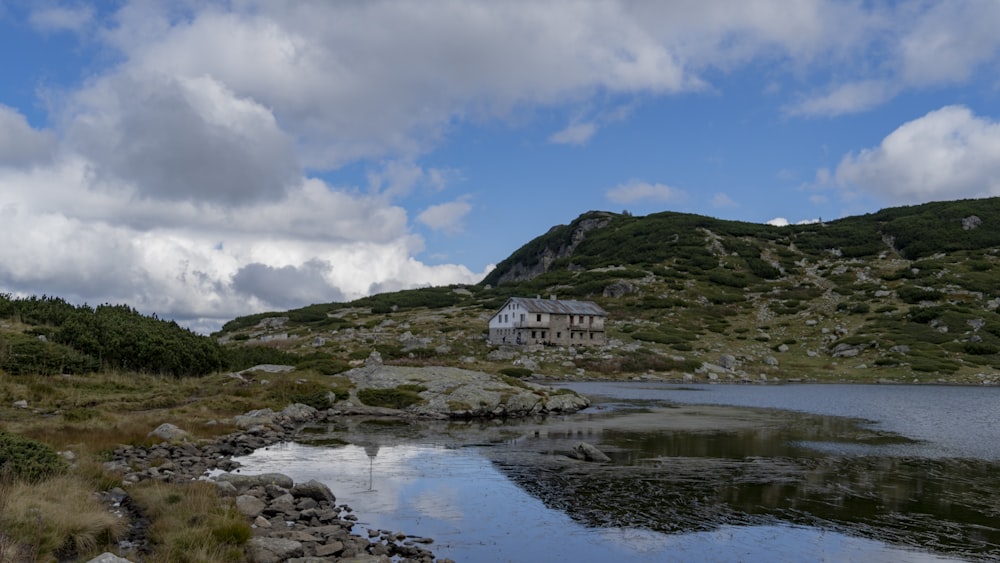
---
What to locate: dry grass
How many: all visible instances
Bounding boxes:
[128,481,250,563]
[0,472,126,562]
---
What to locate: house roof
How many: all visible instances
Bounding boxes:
[503,297,607,316]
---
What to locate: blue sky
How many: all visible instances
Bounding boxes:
[1,1,999,332]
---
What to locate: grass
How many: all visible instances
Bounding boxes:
[0,471,126,561]
[129,481,250,563]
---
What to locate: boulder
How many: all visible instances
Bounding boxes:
[281,403,319,422]
[291,479,336,503]
[147,423,189,442]
[235,495,267,518]
[247,537,304,563]
[234,408,278,429]
[573,442,611,463]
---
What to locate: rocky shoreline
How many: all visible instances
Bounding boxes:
[96,403,456,563]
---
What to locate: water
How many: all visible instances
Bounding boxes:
[561,382,1000,459]
[234,383,1000,562]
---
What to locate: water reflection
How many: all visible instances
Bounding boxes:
[232,385,1000,562]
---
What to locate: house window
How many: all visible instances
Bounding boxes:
[556,332,561,338]
[520,314,525,322]
[541,331,546,339]
[536,314,542,322]
[531,331,537,338]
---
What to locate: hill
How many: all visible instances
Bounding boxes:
[4,197,1000,385]
[214,197,1000,385]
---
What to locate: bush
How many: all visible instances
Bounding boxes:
[498,367,533,379]
[0,431,67,483]
[357,386,425,409]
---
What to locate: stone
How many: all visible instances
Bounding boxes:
[280,403,318,422]
[216,472,295,491]
[147,423,189,442]
[247,537,304,563]
[315,541,344,557]
[764,356,779,366]
[572,442,611,463]
[236,495,267,518]
[85,553,134,563]
[719,354,737,369]
[12,399,28,409]
[291,479,336,503]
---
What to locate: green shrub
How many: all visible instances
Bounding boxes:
[295,358,350,375]
[0,431,67,483]
[357,386,425,409]
[498,367,533,379]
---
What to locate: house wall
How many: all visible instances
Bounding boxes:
[488,303,606,346]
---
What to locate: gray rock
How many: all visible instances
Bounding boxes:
[235,495,267,518]
[12,399,28,409]
[719,354,737,370]
[962,215,983,230]
[234,408,278,429]
[216,472,295,491]
[572,442,611,463]
[763,356,779,366]
[291,479,336,503]
[247,537,304,563]
[147,423,189,442]
[86,553,134,563]
[777,344,790,353]
[281,403,318,422]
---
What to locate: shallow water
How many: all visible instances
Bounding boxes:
[234,383,1000,562]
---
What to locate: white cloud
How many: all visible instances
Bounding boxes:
[898,1,1000,87]
[766,217,790,227]
[0,158,488,330]
[417,198,473,234]
[711,193,737,208]
[367,161,460,198]
[0,105,56,167]
[5,0,1000,331]
[606,180,686,205]
[549,122,597,145]
[29,5,93,33]
[67,72,299,205]
[786,80,897,117]
[835,105,1000,204]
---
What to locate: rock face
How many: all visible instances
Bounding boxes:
[337,364,590,418]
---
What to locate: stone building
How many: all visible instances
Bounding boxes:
[487,296,607,346]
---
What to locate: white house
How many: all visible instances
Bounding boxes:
[488,296,607,346]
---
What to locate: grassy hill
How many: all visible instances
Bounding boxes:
[212,197,1000,385]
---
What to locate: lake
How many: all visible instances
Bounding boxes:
[234,383,1000,562]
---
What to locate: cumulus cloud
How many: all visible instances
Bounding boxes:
[232,260,343,310]
[417,198,473,233]
[67,72,299,205]
[835,105,1000,204]
[0,105,56,167]
[606,180,686,205]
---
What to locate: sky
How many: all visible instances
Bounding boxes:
[1,1,999,333]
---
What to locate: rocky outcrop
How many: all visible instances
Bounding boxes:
[337,361,590,418]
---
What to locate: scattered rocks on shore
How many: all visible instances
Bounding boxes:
[99,402,469,562]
